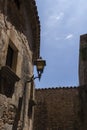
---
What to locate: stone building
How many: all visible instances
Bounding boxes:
[0,0,40,130]
[34,34,87,130]
[79,34,87,85]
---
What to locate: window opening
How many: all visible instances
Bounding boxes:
[6,45,14,68]
[14,0,20,9]
[6,43,18,72]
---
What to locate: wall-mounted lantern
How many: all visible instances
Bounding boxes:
[27,57,46,83]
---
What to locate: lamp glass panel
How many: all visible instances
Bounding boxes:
[37,61,45,69]
[37,65,44,70]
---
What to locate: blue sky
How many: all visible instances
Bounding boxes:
[34,0,87,88]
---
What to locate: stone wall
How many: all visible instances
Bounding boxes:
[0,0,38,130]
[0,0,33,100]
[79,34,87,85]
[0,94,16,130]
[34,87,81,130]
[78,85,87,130]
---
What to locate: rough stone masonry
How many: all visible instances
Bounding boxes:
[0,0,40,130]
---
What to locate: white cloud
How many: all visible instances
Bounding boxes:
[45,12,64,28]
[65,34,73,40]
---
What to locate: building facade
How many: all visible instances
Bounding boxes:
[0,0,40,130]
[34,34,87,130]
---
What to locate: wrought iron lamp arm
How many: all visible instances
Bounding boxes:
[26,75,40,83]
